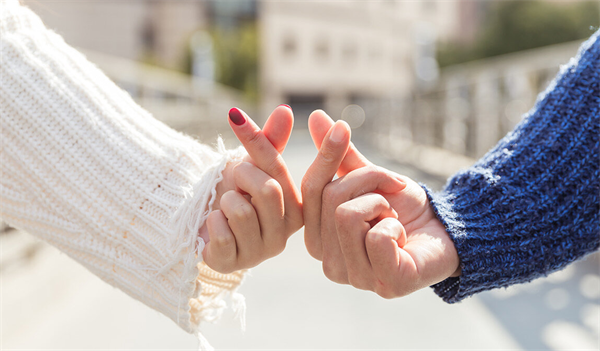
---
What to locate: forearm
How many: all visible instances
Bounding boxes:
[0,0,246,333]
[427,30,600,303]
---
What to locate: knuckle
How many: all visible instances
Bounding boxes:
[304,237,323,261]
[301,173,326,198]
[319,144,340,165]
[322,182,337,201]
[259,178,282,200]
[219,190,237,204]
[246,128,263,147]
[373,280,399,299]
[232,162,252,181]
[265,155,287,180]
[334,204,355,222]
[214,232,236,249]
[347,273,371,291]
[362,165,381,177]
[232,161,248,174]
[334,207,355,235]
[365,229,390,251]
[363,165,391,183]
[300,177,316,197]
[371,225,393,240]
[231,203,255,222]
[322,260,348,284]
[375,286,396,299]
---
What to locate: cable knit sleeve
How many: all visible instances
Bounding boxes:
[427,30,600,303]
[0,0,247,335]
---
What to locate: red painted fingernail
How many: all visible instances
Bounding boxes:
[228,107,246,125]
[279,104,291,110]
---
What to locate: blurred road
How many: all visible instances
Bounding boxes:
[2,129,598,350]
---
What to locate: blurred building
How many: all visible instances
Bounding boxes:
[20,0,254,144]
[209,0,256,29]
[18,0,596,157]
[24,0,208,71]
[454,0,489,45]
[20,0,471,128]
[259,0,464,124]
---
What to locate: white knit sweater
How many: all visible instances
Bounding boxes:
[0,0,247,335]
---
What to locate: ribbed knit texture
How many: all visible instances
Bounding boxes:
[427,30,600,302]
[0,0,247,335]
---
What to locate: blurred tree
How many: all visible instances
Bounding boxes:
[438,1,600,67]
[211,23,259,102]
[183,23,258,102]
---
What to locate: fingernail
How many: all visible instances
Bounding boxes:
[228,107,246,126]
[279,104,291,110]
[329,122,345,143]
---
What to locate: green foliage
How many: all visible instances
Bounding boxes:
[438,1,600,67]
[211,23,259,102]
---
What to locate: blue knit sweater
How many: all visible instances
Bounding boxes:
[427,31,600,303]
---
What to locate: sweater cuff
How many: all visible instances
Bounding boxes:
[423,184,498,303]
[168,141,249,334]
[422,186,465,302]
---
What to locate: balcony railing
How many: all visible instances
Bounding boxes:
[359,39,584,178]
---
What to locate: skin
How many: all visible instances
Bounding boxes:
[301,110,460,298]
[198,106,303,274]
[197,106,459,298]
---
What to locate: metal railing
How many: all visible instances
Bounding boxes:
[358,39,584,177]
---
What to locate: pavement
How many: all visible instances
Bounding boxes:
[1,129,598,350]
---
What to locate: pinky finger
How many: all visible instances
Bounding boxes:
[203,210,238,273]
[365,218,414,298]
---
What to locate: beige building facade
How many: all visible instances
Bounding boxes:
[259,0,463,125]
[23,0,206,71]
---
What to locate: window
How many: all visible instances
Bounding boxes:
[422,1,437,13]
[342,41,357,62]
[282,34,297,57]
[314,37,329,61]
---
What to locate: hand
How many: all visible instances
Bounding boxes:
[301,110,460,298]
[201,106,303,273]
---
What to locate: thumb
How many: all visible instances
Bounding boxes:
[301,120,351,260]
[308,110,371,176]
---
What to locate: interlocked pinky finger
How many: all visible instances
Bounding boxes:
[219,190,263,268]
[335,193,396,290]
[203,210,238,274]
